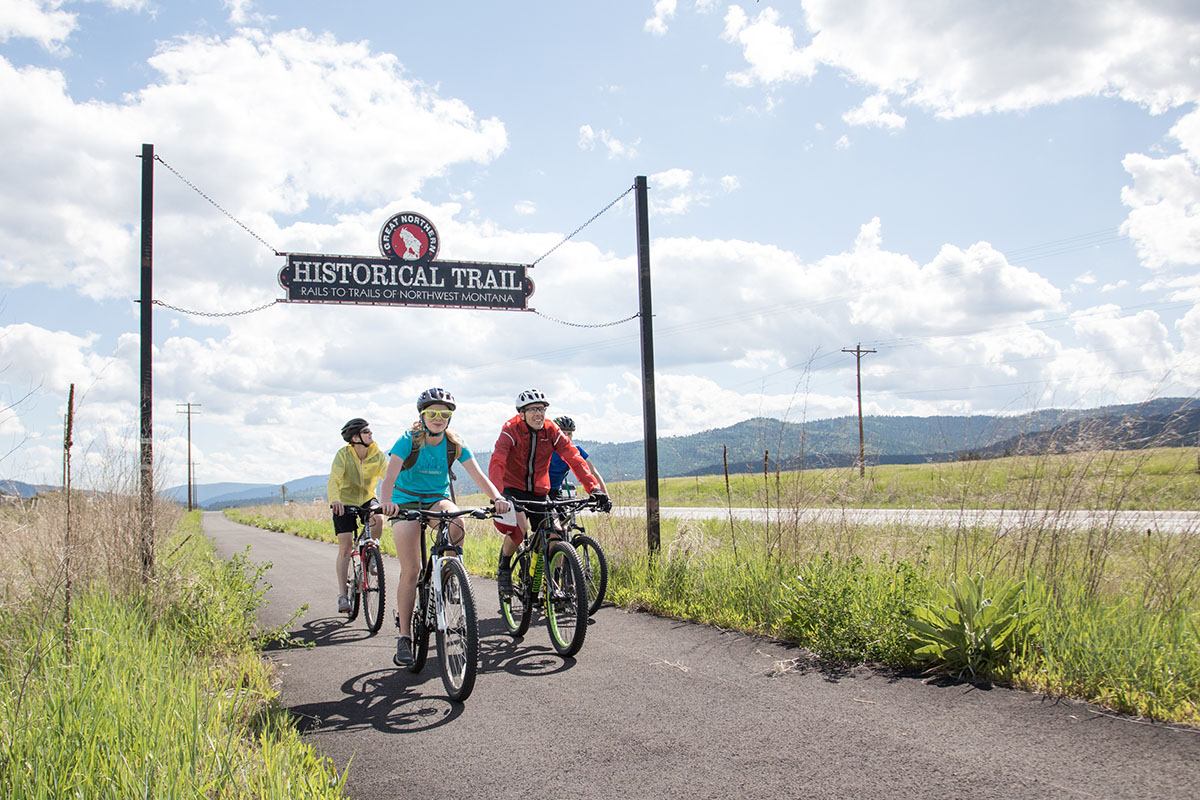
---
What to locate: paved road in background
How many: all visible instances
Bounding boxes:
[616,506,1200,534]
[203,512,1199,800]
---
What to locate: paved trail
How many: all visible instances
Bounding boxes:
[203,511,1199,800]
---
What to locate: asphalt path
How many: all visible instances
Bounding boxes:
[202,511,1199,800]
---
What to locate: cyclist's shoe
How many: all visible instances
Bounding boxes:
[337,594,351,613]
[496,559,513,598]
[393,636,414,667]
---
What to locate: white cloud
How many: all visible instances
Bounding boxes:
[722,5,817,87]
[577,123,637,159]
[723,2,1200,116]
[514,200,536,216]
[0,0,77,51]
[1121,107,1200,270]
[578,124,596,150]
[644,0,678,36]
[720,175,740,192]
[834,134,850,149]
[0,29,508,300]
[842,92,906,130]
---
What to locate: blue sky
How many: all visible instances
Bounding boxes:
[2,0,1199,488]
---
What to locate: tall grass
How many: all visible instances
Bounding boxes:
[0,485,347,797]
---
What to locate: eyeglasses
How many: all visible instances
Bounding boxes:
[359,429,372,435]
[523,405,548,414]
[422,410,453,420]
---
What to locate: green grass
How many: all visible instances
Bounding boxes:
[644,447,1200,511]
[0,511,348,799]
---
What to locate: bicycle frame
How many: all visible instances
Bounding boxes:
[393,505,492,702]
[500,495,599,656]
[343,504,386,632]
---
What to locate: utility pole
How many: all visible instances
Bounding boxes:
[176,403,201,511]
[842,343,876,477]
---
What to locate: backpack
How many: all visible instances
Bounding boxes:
[400,422,463,497]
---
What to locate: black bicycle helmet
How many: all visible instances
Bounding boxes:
[554,415,576,432]
[417,387,456,411]
[515,388,549,410]
[341,417,369,442]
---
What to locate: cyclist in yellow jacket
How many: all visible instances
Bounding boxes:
[328,417,388,613]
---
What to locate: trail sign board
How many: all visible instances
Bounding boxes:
[277,212,534,311]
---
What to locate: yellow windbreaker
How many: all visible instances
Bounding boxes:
[326,441,388,506]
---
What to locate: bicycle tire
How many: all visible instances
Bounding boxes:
[436,558,479,702]
[499,550,533,637]
[571,533,608,615]
[545,541,588,657]
[361,545,386,633]
[345,560,361,622]
[408,577,430,673]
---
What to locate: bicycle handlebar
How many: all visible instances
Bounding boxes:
[507,496,602,513]
[343,504,382,519]
[389,504,500,522]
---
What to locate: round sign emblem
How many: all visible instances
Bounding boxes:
[379,212,440,262]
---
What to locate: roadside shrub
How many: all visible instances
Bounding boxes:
[781,552,929,663]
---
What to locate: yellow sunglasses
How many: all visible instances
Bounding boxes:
[422,409,453,420]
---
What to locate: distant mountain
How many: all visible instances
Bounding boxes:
[0,478,55,498]
[155,396,1200,507]
[164,474,330,509]
[580,397,1199,481]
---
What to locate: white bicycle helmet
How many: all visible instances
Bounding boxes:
[515,388,549,410]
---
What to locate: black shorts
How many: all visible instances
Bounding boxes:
[504,488,551,533]
[332,497,380,534]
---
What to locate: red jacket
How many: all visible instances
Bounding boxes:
[489,416,600,496]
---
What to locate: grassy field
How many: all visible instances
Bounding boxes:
[632,446,1200,511]
[0,493,347,798]
[232,445,1200,726]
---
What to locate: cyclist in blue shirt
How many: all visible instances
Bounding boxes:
[376,387,510,668]
[548,415,608,500]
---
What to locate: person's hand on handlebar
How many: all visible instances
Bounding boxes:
[377,501,398,517]
[492,496,511,514]
[589,490,612,513]
[330,501,345,515]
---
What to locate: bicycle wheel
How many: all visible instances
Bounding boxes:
[408,577,430,673]
[545,541,587,657]
[345,560,361,622]
[436,558,479,702]
[499,550,533,637]
[361,545,386,633]
[571,533,608,615]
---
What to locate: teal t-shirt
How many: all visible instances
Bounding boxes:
[386,430,473,503]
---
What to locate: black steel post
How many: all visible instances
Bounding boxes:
[635,176,660,552]
[139,144,154,576]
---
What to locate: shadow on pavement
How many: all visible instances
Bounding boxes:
[263,614,382,652]
[287,668,466,735]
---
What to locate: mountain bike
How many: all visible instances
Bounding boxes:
[392,505,492,702]
[499,495,601,657]
[553,492,608,615]
[343,504,385,633]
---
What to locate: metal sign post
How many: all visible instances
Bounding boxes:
[635,176,660,553]
[138,143,155,578]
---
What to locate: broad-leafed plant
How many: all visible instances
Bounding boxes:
[906,572,1041,680]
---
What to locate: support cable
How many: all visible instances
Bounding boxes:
[532,182,635,266]
[154,154,282,256]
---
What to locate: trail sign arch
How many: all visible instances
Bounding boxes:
[277,211,534,311]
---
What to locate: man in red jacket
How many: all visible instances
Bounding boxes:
[489,388,611,596]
